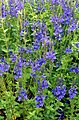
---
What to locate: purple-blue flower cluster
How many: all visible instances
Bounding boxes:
[50,0,78,40]
[46,51,56,62]
[65,48,72,53]
[68,86,77,99]
[18,87,27,101]
[1,1,6,18]
[52,85,66,100]
[35,75,48,108]
[10,53,17,62]
[42,79,48,89]
[70,66,79,74]
[37,77,48,91]
[8,0,24,17]
[0,59,10,76]
[14,57,22,80]
[31,58,46,72]
[35,95,45,108]
[52,84,78,100]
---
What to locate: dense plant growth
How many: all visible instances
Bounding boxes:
[0,0,79,120]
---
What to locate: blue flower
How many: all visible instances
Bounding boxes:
[4,63,10,72]
[52,85,66,100]
[20,29,24,36]
[18,96,22,101]
[0,57,5,62]
[68,21,77,32]
[75,0,79,8]
[52,0,59,5]
[23,20,29,27]
[2,1,6,18]
[65,48,72,53]
[70,67,79,74]
[30,73,36,78]
[68,86,77,99]
[0,62,10,76]
[31,58,46,72]
[18,88,27,101]
[35,95,45,108]
[33,42,40,51]
[46,51,56,62]
[10,54,17,62]
[8,0,24,17]
[14,57,22,79]
[42,80,48,89]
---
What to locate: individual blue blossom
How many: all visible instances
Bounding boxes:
[0,62,10,76]
[52,0,59,5]
[35,31,43,42]
[37,58,46,66]
[18,87,27,101]
[70,67,79,74]
[16,1,24,11]
[65,48,72,53]
[37,79,40,84]
[23,20,29,27]
[31,21,41,31]
[8,51,13,55]
[32,42,40,51]
[56,62,59,67]
[20,28,28,38]
[23,59,32,67]
[4,63,10,72]
[26,48,33,54]
[2,1,6,18]
[0,63,4,76]
[31,58,46,72]
[14,57,22,79]
[56,61,62,68]
[68,21,77,32]
[22,58,32,67]
[20,29,24,36]
[54,24,63,36]
[42,75,46,79]
[42,80,48,89]
[52,85,66,100]
[42,38,51,47]
[75,0,79,8]
[10,54,17,62]
[30,73,36,78]
[35,95,45,108]
[37,76,48,91]
[58,112,64,120]
[18,46,26,53]
[57,108,64,119]
[46,51,56,62]
[55,34,62,41]
[0,57,5,62]
[37,5,42,12]
[31,62,39,72]
[50,16,59,23]
[68,86,77,99]
[18,95,22,101]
